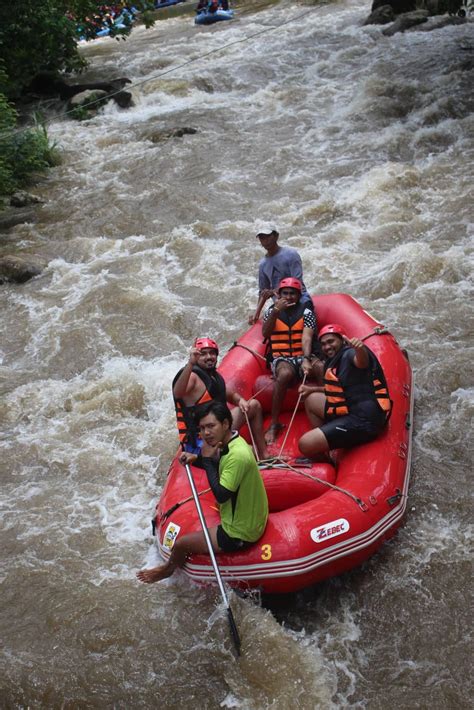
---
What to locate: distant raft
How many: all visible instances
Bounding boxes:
[195,8,234,25]
[94,8,136,37]
[154,0,187,8]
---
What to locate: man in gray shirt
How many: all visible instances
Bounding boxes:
[248,223,313,325]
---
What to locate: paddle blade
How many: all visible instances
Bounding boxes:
[227,606,241,657]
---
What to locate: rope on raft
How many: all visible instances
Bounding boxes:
[230,341,267,362]
[260,458,369,512]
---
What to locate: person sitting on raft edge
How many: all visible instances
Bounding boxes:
[298,324,392,461]
[173,337,268,460]
[136,401,269,584]
[261,277,324,446]
[248,222,313,326]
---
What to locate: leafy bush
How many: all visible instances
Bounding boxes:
[0,1,154,201]
[0,1,156,99]
[0,0,88,99]
[0,92,61,200]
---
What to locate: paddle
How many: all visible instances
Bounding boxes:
[183,462,241,657]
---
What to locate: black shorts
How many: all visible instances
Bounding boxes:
[320,413,386,450]
[216,525,252,553]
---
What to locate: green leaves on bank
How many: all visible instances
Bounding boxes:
[0,94,60,201]
[0,1,155,203]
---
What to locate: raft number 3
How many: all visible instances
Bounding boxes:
[261,544,272,560]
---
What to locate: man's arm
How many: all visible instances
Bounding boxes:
[249,264,274,325]
[261,295,293,339]
[287,251,304,282]
[181,445,233,504]
[197,455,232,503]
[249,290,275,325]
[226,387,252,414]
[298,383,324,398]
[347,338,370,369]
[172,348,201,399]
[257,260,271,295]
[301,327,315,375]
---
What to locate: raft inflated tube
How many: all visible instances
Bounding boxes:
[194,9,234,25]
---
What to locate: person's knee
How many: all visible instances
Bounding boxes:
[173,536,187,554]
[275,367,293,386]
[298,432,314,456]
[311,359,324,383]
[248,399,262,417]
[305,392,325,418]
[304,393,317,414]
[299,429,328,455]
[231,410,242,432]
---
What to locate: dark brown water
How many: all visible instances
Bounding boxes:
[1,1,473,707]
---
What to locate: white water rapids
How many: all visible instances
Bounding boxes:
[1,1,473,707]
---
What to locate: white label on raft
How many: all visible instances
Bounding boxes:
[163,522,180,550]
[311,518,350,543]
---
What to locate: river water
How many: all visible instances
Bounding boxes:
[1,0,473,707]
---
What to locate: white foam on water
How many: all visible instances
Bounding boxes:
[1,0,473,706]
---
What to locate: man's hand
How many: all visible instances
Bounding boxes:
[188,347,201,365]
[345,336,364,350]
[345,337,369,368]
[274,295,294,312]
[298,383,312,400]
[201,441,220,458]
[179,452,198,465]
[298,383,323,399]
[301,358,313,376]
[237,397,251,414]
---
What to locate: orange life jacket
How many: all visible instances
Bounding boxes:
[172,365,226,446]
[269,302,306,359]
[324,347,392,418]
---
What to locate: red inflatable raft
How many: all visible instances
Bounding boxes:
[153,294,413,594]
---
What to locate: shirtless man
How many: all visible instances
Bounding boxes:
[172,337,268,460]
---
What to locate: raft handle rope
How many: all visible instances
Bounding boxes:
[361,326,390,342]
[159,487,211,526]
[231,342,267,363]
[387,488,403,506]
[277,373,307,459]
[264,458,370,512]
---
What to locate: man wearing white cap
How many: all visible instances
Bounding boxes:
[248,223,312,325]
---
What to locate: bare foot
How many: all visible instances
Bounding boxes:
[136,565,172,584]
[264,423,285,445]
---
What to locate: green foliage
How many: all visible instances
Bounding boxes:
[68,105,91,121]
[0,1,156,99]
[0,1,154,201]
[69,90,110,120]
[0,0,85,99]
[0,96,61,200]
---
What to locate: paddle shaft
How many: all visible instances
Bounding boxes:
[183,463,241,656]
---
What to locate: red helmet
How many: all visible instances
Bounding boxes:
[318,323,346,340]
[278,277,302,293]
[194,337,219,354]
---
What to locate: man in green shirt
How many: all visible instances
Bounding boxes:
[136,401,268,584]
